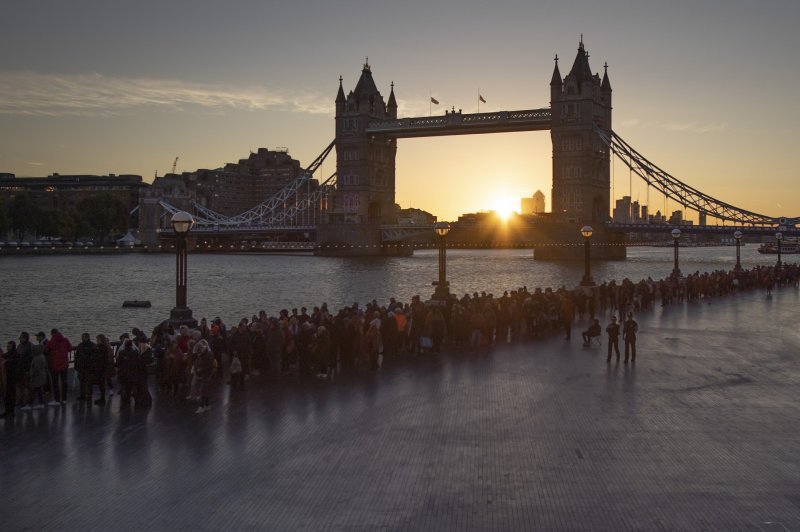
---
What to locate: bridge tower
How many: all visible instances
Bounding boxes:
[316,61,402,255]
[550,38,612,224]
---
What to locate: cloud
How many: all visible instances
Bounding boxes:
[0,71,331,117]
[663,121,727,133]
[619,118,639,128]
[25,161,44,166]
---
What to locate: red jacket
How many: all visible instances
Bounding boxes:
[45,332,73,372]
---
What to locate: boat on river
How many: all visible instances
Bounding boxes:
[758,237,799,254]
[122,300,152,308]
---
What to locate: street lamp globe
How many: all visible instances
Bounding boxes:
[580,225,593,239]
[434,221,451,237]
[171,211,195,235]
[775,232,783,242]
[733,230,742,241]
[671,228,682,240]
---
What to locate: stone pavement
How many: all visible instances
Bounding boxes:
[2,288,800,531]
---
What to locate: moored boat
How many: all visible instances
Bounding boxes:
[758,237,799,254]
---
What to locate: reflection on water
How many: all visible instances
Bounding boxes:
[0,246,778,341]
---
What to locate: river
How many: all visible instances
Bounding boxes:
[0,245,781,342]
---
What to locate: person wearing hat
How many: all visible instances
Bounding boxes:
[606,316,621,362]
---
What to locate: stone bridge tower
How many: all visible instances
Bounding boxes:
[550,39,612,224]
[316,61,401,255]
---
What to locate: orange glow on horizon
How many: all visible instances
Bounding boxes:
[488,192,519,221]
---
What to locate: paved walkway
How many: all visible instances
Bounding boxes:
[2,288,800,531]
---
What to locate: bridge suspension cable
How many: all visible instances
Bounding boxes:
[159,140,336,229]
[595,125,798,227]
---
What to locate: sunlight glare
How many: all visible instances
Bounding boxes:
[490,193,517,221]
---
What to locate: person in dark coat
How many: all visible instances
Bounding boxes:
[74,333,95,402]
[606,316,621,362]
[193,340,215,413]
[2,341,19,418]
[15,332,33,410]
[90,334,113,404]
[312,326,332,377]
[116,340,147,408]
[623,312,639,363]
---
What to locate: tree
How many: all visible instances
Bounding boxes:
[77,193,128,243]
[33,208,60,240]
[55,209,87,243]
[0,200,9,239]
[9,192,37,242]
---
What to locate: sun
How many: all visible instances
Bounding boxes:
[490,193,518,221]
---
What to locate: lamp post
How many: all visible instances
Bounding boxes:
[432,221,451,302]
[169,211,197,327]
[733,230,743,271]
[671,228,682,279]
[580,225,595,287]
[775,232,783,270]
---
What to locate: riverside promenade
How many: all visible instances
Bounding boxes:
[2,288,800,531]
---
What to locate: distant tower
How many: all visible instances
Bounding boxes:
[533,190,546,213]
[317,61,400,255]
[550,39,612,223]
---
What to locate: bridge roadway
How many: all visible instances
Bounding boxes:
[2,288,799,530]
[366,108,552,138]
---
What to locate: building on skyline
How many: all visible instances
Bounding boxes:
[649,210,667,224]
[520,190,546,214]
[0,173,145,217]
[396,206,436,225]
[613,196,632,223]
[667,210,692,226]
[160,147,305,217]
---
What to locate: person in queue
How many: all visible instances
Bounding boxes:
[623,312,639,364]
[15,332,33,410]
[193,340,215,413]
[27,338,49,410]
[45,328,72,405]
[2,341,19,418]
[74,333,95,402]
[90,334,114,405]
[606,316,621,363]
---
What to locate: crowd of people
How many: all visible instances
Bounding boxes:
[2,262,797,418]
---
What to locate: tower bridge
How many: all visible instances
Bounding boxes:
[146,38,798,256]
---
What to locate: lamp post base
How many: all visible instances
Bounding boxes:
[580,276,595,287]
[429,282,450,306]
[169,306,198,329]
[671,268,682,280]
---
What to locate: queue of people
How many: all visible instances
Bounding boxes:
[2,262,797,419]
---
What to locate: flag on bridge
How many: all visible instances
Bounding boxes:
[479,94,486,103]
[430,97,439,105]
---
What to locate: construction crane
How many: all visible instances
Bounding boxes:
[171,157,179,174]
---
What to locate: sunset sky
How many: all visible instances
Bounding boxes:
[1,0,798,222]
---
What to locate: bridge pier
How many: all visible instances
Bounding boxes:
[533,223,626,260]
[315,223,412,256]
